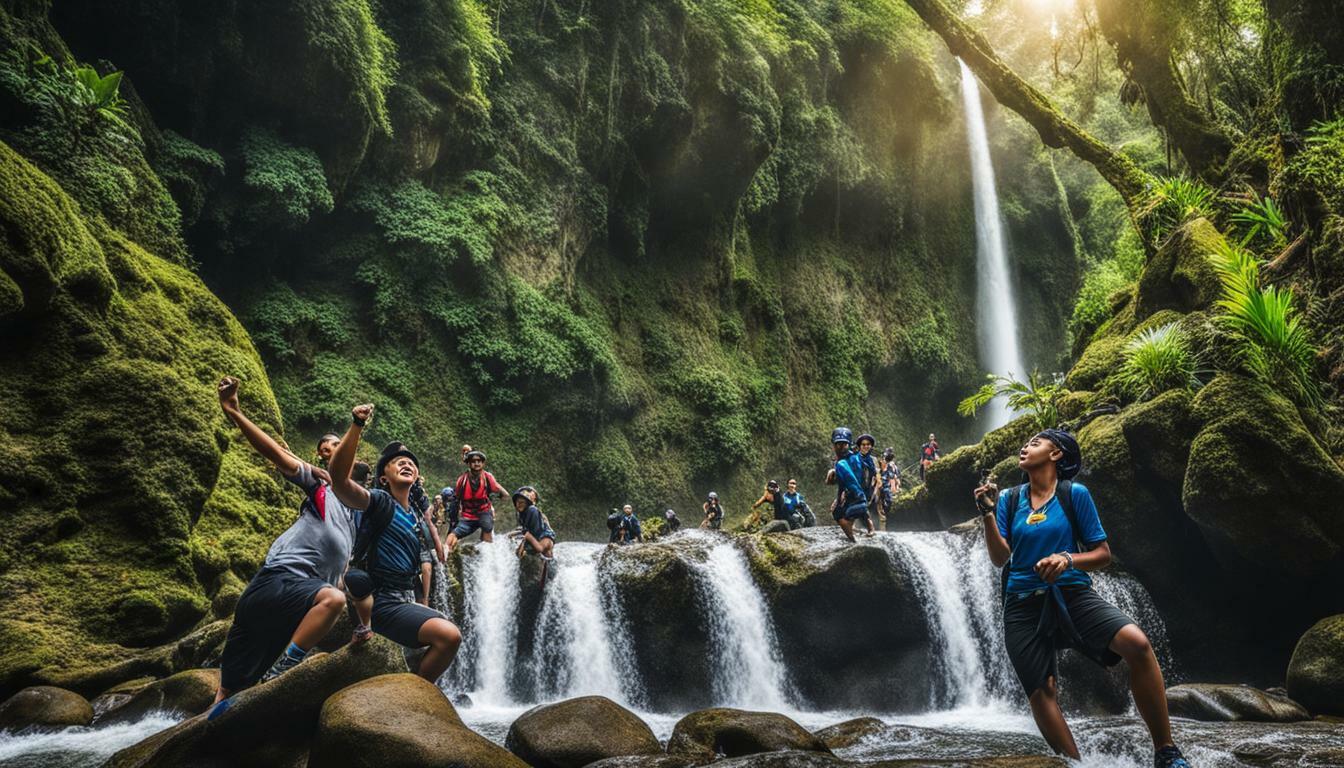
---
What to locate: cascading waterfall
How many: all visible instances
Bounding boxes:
[960,58,1026,429]
[1093,569,1175,676]
[531,542,643,705]
[456,542,523,706]
[688,540,795,710]
[430,560,453,620]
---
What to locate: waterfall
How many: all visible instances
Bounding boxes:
[687,540,795,710]
[430,560,453,619]
[456,541,522,706]
[531,542,643,706]
[960,58,1026,429]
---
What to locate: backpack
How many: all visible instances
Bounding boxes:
[998,479,1085,599]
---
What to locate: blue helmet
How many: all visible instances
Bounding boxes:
[440,487,455,500]
[831,427,853,446]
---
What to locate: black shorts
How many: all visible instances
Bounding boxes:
[835,500,869,522]
[372,588,447,647]
[219,568,330,691]
[1003,585,1134,696]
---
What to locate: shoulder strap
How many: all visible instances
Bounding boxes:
[351,492,394,570]
[1056,478,1087,551]
[1003,485,1022,547]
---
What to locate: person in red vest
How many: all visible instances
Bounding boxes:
[445,447,505,551]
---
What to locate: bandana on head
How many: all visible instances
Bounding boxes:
[1036,429,1081,480]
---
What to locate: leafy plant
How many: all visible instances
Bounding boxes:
[1114,323,1201,401]
[958,370,1069,431]
[1230,192,1289,251]
[70,65,128,122]
[1138,175,1217,243]
[1210,242,1321,408]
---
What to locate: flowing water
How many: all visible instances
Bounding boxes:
[961,57,1027,429]
[453,539,523,707]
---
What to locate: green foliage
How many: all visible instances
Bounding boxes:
[1115,322,1202,401]
[1280,118,1344,216]
[304,0,399,135]
[958,371,1069,431]
[348,175,506,267]
[1210,241,1321,408]
[1230,192,1289,252]
[1138,176,1218,243]
[70,64,129,125]
[237,127,334,229]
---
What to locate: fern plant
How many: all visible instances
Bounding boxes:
[1114,323,1201,401]
[1210,241,1321,408]
[70,64,129,123]
[1231,192,1289,252]
[1139,175,1218,243]
[958,370,1068,431]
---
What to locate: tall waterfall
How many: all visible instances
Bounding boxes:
[960,58,1026,429]
[688,540,795,710]
[456,541,522,706]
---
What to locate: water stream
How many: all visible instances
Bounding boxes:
[960,58,1027,429]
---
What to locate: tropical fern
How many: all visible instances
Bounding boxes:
[1114,323,1202,401]
[958,370,1068,431]
[1230,191,1289,252]
[1138,175,1218,243]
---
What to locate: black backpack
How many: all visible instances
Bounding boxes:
[998,479,1086,598]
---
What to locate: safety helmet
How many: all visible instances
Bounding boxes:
[831,427,853,445]
[856,433,875,447]
[463,449,486,463]
[707,491,719,501]
[512,486,537,505]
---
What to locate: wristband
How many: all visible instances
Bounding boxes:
[352,414,367,427]
[1060,552,1074,569]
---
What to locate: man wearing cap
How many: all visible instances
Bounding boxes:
[446,447,506,551]
[327,404,462,684]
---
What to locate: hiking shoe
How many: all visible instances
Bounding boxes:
[260,651,304,682]
[351,623,373,644]
[1155,745,1191,768]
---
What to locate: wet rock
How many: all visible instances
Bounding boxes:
[667,708,831,762]
[309,673,525,768]
[760,520,792,534]
[504,695,661,767]
[106,636,406,768]
[1288,614,1344,716]
[813,717,890,749]
[1057,650,1130,716]
[1167,683,1311,722]
[711,751,848,767]
[169,620,231,671]
[871,759,1067,767]
[98,669,220,726]
[583,757,693,768]
[0,685,93,731]
[91,678,154,719]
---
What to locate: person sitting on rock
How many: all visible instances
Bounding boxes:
[663,508,681,533]
[751,480,800,530]
[974,429,1190,768]
[618,504,642,544]
[328,405,463,684]
[411,479,445,607]
[700,492,725,530]
[210,377,369,709]
[511,486,555,560]
[826,427,874,542]
[446,448,505,551]
[780,479,813,528]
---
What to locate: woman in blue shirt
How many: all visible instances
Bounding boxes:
[974,429,1190,768]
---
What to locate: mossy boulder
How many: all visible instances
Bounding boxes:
[666,708,830,762]
[1286,614,1344,716]
[98,668,219,726]
[812,717,891,750]
[504,695,662,768]
[893,416,1037,530]
[309,673,525,768]
[1134,218,1224,320]
[106,637,406,768]
[1166,683,1310,722]
[0,685,93,731]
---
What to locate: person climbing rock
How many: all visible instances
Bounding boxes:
[211,377,367,708]
[826,427,874,542]
[412,479,445,607]
[511,486,555,560]
[880,447,901,525]
[749,480,794,529]
[780,479,814,528]
[618,504,642,544]
[664,508,681,533]
[446,449,505,550]
[328,406,462,684]
[974,430,1190,768]
[919,433,941,481]
[440,486,459,532]
[855,434,881,529]
[701,492,725,530]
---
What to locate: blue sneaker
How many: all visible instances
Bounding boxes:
[1155,745,1191,768]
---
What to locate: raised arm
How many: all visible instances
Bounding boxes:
[975,482,1011,567]
[218,376,302,477]
[329,404,374,511]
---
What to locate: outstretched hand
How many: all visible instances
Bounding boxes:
[218,376,241,413]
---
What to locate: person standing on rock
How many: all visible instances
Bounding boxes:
[211,377,368,709]
[328,405,463,684]
[918,433,941,481]
[445,448,505,551]
[879,447,901,524]
[663,508,681,533]
[780,478,814,528]
[700,492,725,530]
[855,434,882,529]
[749,480,795,529]
[974,429,1191,768]
[826,427,875,542]
[618,504,643,543]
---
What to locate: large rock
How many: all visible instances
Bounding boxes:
[98,669,220,726]
[1134,217,1224,320]
[106,637,406,768]
[309,673,525,768]
[0,685,93,730]
[667,708,831,762]
[584,758,692,768]
[1166,683,1310,722]
[1287,614,1344,716]
[504,695,661,768]
[813,717,892,749]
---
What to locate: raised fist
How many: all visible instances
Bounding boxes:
[218,376,241,412]
[352,403,374,424]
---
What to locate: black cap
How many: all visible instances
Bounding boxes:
[375,441,420,486]
[1036,429,1082,480]
[463,449,486,464]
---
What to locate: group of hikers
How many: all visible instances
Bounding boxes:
[209,376,1191,767]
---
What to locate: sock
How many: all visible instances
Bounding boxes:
[283,642,309,662]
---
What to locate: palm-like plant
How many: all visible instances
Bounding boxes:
[1231,192,1289,252]
[1114,323,1201,401]
[1211,241,1321,407]
[958,370,1068,431]
[1139,176,1218,243]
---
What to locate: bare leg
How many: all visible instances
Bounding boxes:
[445,532,459,552]
[290,587,346,649]
[212,686,233,705]
[1110,624,1175,749]
[838,518,856,543]
[416,618,462,683]
[1027,676,1080,759]
[419,563,432,607]
[481,530,494,544]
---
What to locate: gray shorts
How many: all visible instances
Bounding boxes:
[452,512,494,539]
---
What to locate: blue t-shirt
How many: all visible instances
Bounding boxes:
[367,489,422,589]
[781,491,804,513]
[834,451,867,505]
[996,482,1107,594]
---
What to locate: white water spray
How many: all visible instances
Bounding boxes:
[458,542,522,706]
[960,58,1026,429]
[688,540,795,710]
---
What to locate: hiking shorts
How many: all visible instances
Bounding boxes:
[1003,585,1134,697]
[418,546,435,565]
[219,568,330,691]
[835,501,869,522]
[372,588,446,648]
[452,512,494,539]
